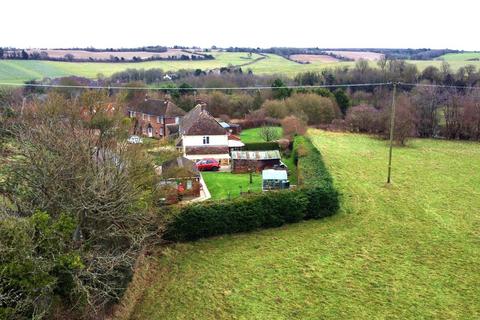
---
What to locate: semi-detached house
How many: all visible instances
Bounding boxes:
[127,99,186,138]
[178,104,243,165]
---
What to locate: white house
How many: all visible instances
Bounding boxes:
[177,104,233,165]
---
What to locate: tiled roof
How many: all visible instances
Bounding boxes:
[161,156,199,178]
[180,104,227,135]
[129,99,186,117]
[185,146,230,155]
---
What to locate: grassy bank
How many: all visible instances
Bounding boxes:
[124,130,480,319]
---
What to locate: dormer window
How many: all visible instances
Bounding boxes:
[203,136,210,144]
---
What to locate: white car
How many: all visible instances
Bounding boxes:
[127,135,143,144]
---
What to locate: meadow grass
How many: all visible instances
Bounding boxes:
[202,171,262,200]
[129,130,480,320]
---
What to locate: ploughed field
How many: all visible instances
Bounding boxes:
[128,130,480,319]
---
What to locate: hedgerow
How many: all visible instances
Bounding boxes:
[243,141,279,151]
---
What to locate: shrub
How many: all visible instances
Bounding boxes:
[261,99,288,119]
[345,104,384,133]
[285,93,341,125]
[281,115,307,138]
[243,141,279,151]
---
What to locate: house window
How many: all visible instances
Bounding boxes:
[129,111,136,117]
[186,180,192,190]
[147,115,151,121]
[142,114,146,120]
[157,116,161,123]
[203,136,210,144]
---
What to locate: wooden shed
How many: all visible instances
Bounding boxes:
[231,150,282,173]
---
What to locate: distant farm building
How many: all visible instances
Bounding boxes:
[231,150,282,173]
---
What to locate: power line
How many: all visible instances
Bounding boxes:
[0,81,392,91]
[399,82,480,90]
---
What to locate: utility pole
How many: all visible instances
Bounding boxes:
[387,82,397,184]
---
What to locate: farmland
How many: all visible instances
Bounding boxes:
[0,52,262,83]
[23,48,204,60]
[439,52,480,61]
[325,50,384,61]
[3,51,480,83]
[128,130,480,320]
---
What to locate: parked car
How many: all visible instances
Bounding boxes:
[196,159,220,171]
[127,135,143,144]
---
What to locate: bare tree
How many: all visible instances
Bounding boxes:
[2,92,163,318]
[259,125,281,142]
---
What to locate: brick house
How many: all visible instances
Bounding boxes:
[127,99,186,138]
[159,156,201,203]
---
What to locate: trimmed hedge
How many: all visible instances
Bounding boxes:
[164,185,338,241]
[293,136,336,189]
[243,142,279,151]
[163,135,340,242]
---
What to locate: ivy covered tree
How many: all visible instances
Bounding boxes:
[271,78,292,100]
[334,88,350,115]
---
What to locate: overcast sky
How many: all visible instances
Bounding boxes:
[1,0,478,50]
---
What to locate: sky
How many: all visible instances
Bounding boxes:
[1,0,479,50]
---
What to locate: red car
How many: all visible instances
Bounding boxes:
[196,159,220,171]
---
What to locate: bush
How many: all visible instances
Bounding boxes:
[285,93,341,125]
[243,141,279,151]
[281,115,307,138]
[345,104,384,133]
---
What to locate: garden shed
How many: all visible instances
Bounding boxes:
[231,150,282,173]
[262,169,289,191]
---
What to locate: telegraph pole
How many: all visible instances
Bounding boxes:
[386,82,397,184]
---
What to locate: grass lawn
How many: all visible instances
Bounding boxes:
[239,126,283,143]
[202,171,262,200]
[129,130,480,320]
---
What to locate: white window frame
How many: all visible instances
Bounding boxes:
[157,116,161,123]
[203,136,210,145]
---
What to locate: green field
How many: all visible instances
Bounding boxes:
[0,52,262,83]
[202,171,262,200]
[3,52,480,84]
[439,52,480,61]
[239,126,283,143]
[129,130,480,319]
